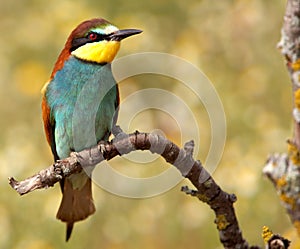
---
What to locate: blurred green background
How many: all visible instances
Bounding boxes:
[0,0,296,248]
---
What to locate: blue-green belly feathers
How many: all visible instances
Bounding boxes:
[45,56,117,159]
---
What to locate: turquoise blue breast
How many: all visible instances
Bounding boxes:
[45,56,118,159]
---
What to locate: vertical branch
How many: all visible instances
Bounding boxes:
[264,0,300,236]
[278,0,300,148]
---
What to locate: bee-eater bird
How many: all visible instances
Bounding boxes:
[41,18,141,241]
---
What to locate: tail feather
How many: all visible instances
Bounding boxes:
[66,223,74,242]
[56,176,96,241]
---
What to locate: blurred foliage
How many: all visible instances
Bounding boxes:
[0,0,296,248]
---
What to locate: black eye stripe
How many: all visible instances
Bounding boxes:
[86,32,109,41]
[70,37,89,52]
[70,32,110,52]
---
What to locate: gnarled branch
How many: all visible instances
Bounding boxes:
[9,130,262,249]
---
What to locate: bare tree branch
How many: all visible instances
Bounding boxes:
[9,130,262,249]
[263,0,300,236]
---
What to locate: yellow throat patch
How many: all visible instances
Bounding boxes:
[71,41,120,64]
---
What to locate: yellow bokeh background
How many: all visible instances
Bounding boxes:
[0,0,297,248]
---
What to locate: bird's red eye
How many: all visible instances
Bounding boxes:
[88,33,98,40]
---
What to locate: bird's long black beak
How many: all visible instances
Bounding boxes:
[109,29,142,41]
